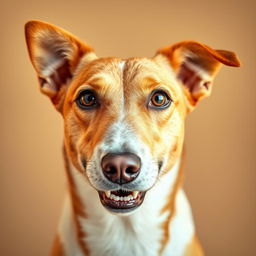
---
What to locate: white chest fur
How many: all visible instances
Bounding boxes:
[59,159,195,256]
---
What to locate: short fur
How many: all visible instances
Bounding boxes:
[25,20,240,256]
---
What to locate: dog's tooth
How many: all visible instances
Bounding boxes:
[113,195,119,201]
[105,191,111,198]
[128,195,133,201]
[123,196,129,201]
[132,191,139,199]
[110,194,115,200]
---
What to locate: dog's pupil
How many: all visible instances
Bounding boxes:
[154,94,164,105]
[82,94,95,105]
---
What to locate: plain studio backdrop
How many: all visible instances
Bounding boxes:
[0,0,255,255]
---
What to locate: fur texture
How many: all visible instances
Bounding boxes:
[24,20,240,256]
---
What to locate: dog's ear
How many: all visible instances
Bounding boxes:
[25,20,97,110]
[155,41,240,111]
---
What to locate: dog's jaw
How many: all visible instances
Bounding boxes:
[64,154,193,256]
[98,190,146,214]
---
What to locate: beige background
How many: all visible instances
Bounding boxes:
[1,0,255,255]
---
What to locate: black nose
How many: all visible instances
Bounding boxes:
[101,153,141,184]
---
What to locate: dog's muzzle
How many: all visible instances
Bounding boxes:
[98,153,146,213]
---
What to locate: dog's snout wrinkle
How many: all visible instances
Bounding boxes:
[101,153,141,185]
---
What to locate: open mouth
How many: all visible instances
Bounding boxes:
[98,190,146,213]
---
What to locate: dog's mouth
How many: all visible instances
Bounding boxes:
[98,189,146,213]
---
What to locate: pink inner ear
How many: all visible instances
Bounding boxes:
[178,62,210,94]
[38,59,72,94]
[49,59,72,90]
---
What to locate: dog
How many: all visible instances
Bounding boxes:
[25,20,240,256]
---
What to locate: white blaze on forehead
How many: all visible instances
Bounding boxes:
[119,60,126,72]
[95,60,127,156]
[114,59,126,125]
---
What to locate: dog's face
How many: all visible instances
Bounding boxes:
[25,20,240,214]
[62,56,186,213]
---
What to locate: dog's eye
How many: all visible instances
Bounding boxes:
[76,90,98,109]
[149,90,171,109]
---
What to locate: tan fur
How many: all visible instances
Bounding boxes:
[50,234,64,256]
[184,235,204,256]
[159,149,185,254]
[25,20,240,256]
[63,147,90,255]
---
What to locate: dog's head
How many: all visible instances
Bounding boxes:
[25,20,240,214]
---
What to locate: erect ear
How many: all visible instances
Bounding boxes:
[25,20,97,110]
[156,41,240,110]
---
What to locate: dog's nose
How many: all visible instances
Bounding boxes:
[101,153,141,184]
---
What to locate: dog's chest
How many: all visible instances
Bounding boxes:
[80,208,167,256]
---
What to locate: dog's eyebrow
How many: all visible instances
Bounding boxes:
[74,78,106,95]
[141,76,179,96]
[141,77,162,90]
[84,77,105,89]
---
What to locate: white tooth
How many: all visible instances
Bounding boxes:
[128,195,133,201]
[123,196,129,201]
[132,191,139,199]
[120,196,124,201]
[110,194,115,200]
[105,191,111,198]
[115,196,120,201]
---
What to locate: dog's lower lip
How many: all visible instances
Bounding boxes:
[98,190,146,212]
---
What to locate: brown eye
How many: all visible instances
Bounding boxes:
[76,90,98,109]
[149,90,171,109]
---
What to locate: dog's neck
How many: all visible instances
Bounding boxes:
[62,147,184,256]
